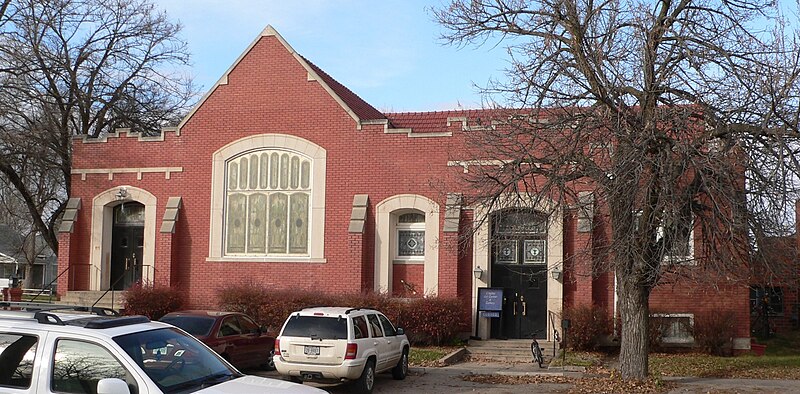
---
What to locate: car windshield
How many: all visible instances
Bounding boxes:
[114,327,241,394]
[160,316,216,337]
[281,315,347,340]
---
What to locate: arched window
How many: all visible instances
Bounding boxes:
[225,150,311,256]
[209,134,326,262]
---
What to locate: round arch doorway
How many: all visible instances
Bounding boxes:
[110,202,144,290]
[490,209,549,339]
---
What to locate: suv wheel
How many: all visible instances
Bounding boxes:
[354,358,376,394]
[263,349,275,370]
[392,348,409,380]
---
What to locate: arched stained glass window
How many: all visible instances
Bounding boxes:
[225,150,312,256]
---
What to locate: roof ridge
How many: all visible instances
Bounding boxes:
[300,56,385,122]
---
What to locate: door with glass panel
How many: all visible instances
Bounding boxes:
[490,209,549,339]
[111,202,144,290]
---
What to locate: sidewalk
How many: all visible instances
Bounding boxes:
[436,358,800,394]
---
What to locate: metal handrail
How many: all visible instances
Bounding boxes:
[92,266,131,310]
[91,262,155,309]
[29,263,95,302]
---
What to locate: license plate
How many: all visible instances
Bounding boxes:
[304,346,320,356]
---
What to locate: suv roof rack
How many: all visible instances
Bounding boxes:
[0,301,119,316]
[0,301,148,327]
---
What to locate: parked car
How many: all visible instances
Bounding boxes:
[274,307,410,394]
[0,302,325,394]
[160,310,275,371]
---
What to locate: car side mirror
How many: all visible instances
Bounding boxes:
[97,378,130,394]
[396,327,405,336]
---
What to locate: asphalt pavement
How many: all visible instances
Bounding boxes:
[251,360,800,393]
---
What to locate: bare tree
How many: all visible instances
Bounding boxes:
[0,0,196,257]
[434,0,800,379]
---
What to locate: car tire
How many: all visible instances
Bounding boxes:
[354,358,376,394]
[392,348,409,380]
[262,349,275,370]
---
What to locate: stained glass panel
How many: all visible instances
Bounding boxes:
[249,154,259,189]
[239,157,248,190]
[290,156,300,189]
[280,154,289,189]
[301,160,310,189]
[247,193,267,253]
[260,153,269,189]
[228,162,238,190]
[289,193,309,253]
[524,239,546,264]
[495,210,546,235]
[268,193,288,253]
[398,230,425,256]
[495,240,517,264]
[226,193,246,253]
[270,153,279,189]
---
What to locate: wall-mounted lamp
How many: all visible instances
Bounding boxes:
[115,187,129,201]
[551,269,562,281]
[473,265,484,280]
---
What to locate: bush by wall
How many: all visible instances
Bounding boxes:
[693,310,737,356]
[562,305,611,351]
[216,283,468,345]
[123,283,185,320]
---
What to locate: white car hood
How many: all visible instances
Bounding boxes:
[195,375,326,393]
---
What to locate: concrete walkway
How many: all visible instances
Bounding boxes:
[253,359,800,393]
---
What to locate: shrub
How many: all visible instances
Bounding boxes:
[562,305,611,351]
[395,297,469,346]
[123,283,185,320]
[216,283,468,345]
[693,311,736,356]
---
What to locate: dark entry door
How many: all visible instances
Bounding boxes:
[110,203,144,290]
[490,209,549,339]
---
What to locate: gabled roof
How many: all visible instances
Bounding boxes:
[178,25,385,130]
[302,56,385,122]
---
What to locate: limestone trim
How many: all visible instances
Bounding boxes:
[471,196,564,341]
[446,116,497,131]
[375,194,440,296]
[74,127,180,143]
[361,119,453,138]
[72,167,183,181]
[209,134,326,261]
[89,186,157,291]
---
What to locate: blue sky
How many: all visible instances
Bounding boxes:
[155,1,509,113]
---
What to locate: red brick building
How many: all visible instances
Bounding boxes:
[57,26,752,350]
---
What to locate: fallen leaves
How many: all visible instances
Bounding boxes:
[463,374,676,393]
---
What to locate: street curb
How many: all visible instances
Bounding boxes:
[439,347,468,366]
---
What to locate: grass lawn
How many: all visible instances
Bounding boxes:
[555,331,800,379]
[409,346,461,367]
[650,330,800,379]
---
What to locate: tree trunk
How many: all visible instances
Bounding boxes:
[618,279,650,379]
[22,263,34,289]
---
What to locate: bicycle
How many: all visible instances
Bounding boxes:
[529,329,545,368]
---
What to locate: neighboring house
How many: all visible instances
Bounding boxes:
[0,224,58,289]
[57,26,753,351]
[749,204,800,335]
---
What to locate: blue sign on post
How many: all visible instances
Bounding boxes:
[478,287,504,313]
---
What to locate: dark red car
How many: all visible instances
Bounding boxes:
[159,310,275,370]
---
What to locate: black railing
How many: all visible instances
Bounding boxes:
[30,263,97,302]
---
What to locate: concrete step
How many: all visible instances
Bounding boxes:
[467,339,560,360]
[60,291,126,310]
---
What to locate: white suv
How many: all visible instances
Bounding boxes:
[0,302,324,394]
[273,307,410,393]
